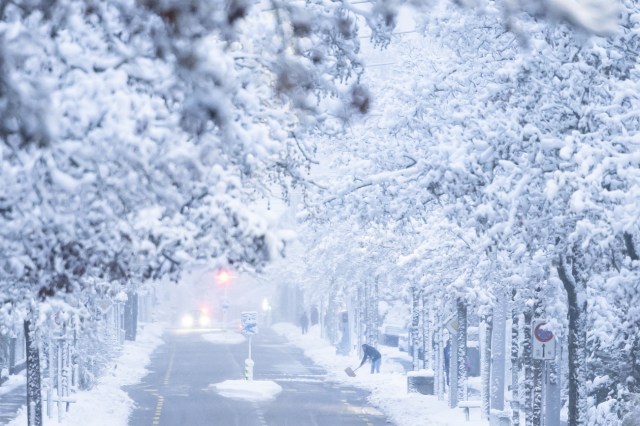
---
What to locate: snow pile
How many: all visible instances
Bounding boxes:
[272,323,487,426]
[407,369,434,377]
[8,321,167,426]
[0,372,26,396]
[209,380,282,402]
[201,331,246,345]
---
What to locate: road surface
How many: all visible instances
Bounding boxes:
[0,380,25,425]
[126,327,391,426]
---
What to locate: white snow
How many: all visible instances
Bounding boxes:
[7,321,167,426]
[201,331,246,345]
[0,372,26,396]
[272,323,488,426]
[209,380,282,402]
[407,369,434,377]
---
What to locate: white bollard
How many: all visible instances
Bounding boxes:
[244,359,254,381]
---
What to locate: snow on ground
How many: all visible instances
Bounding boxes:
[7,321,167,426]
[208,380,282,401]
[272,322,488,426]
[0,372,26,397]
[201,331,246,345]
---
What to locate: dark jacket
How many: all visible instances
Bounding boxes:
[359,344,381,367]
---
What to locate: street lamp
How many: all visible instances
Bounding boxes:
[261,298,272,326]
[215,268,233,328]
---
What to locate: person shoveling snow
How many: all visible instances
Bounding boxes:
[359,344,382,374]
[345,344,382,376]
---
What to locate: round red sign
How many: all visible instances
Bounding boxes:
[534,322,553,343]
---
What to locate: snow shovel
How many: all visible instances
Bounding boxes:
[344,365,361,377]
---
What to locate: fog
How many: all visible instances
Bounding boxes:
[160,268,277,330]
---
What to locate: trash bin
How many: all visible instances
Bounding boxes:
[407,369,434,395]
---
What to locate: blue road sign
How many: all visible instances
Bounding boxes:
[241,311,258,336]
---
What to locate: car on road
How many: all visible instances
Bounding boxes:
[179,307,212,329]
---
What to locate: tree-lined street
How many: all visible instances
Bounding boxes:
[1,0,639,425]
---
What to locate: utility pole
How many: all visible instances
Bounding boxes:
[545,358,562,426]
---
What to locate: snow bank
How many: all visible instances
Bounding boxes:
[272,322,488,426]
[8,321,167,426]
[209,380,282,401]
[0,372,26,396]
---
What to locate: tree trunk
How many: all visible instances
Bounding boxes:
[456,299,468,402]
[511,295,521,426]
[481,311,492,419]
[124,291,138,341]
[363,281,370,345]
[422,292,431,370]
[319,297,325,340]
[25,320,42,426]
[411,286,421,371]
[9,337,16,374]
[357,284,365,352]
[327,289,339,344]
[557,256,588,426]
[532,287,544,426]
[449,329,459,408]
[367,280,379,346]
[435,323,445,400]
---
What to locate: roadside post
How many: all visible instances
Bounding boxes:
[532,320,560,426]
[222,298,230,329]
[446,318,459,408]
[241,311,258,380]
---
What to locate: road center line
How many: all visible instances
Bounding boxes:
[155,347,173,425]
[163,348,175,386]
[152,395,165,426]
[251,402,268,426]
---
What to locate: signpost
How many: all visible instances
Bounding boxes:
[222,297,230,329]
[241,312,258,380]
[532,320,555,360]
[532,320,561,426]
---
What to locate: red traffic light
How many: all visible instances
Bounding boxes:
[215,269,232,286]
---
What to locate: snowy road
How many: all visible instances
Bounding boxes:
[126,327,391,426]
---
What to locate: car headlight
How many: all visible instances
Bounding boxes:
[181,314,194,328]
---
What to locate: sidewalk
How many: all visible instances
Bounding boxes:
[272,323,488,426]
[6,322,166,426]
[0,373,26,425]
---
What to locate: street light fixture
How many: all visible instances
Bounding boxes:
[215,268,234,329]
